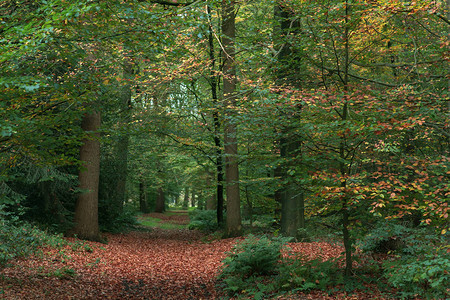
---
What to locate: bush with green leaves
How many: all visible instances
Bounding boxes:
[0,219,66,267]
[218,234,345,298]
[99,204,139,233]
[359,220,450,298]
[43,266,77,279]
[188,209,220,232]
[358,220,410,254]
[382,235,450,299]
[221,235,287,277]
[383,249,450,299]
[278,254,343,292]
[218,235,289,297]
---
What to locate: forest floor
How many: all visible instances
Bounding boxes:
[0,211,394,299]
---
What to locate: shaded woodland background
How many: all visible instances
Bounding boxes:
[0,0,449,299]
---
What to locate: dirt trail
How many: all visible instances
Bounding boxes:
[1,227,237,299]
[0,213,386,299]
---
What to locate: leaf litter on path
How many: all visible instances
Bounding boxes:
[0,226,390,299]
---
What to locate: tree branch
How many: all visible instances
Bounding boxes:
[149,0,194,7]
[433,12,450,25]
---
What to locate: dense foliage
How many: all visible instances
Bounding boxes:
[1,0,448,297]
[0,219,66,267]
[218,235,346,299]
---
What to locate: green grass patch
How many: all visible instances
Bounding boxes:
[163,210,188,216]
[137,216,187,230]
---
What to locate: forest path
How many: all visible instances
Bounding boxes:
[1,211,237,299]
[137,210,192,229]
[0,212,385,299]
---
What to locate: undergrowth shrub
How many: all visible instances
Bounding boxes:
[221,235,287,277]
[218,234,345,298]
[218,235,288,297]
[382,235,450,299]
[358,221,409,254]
[45,266,77,279]
[359,221,450,299]
[188,209,219,232]
[0,219,66,267]
[99,205,139,233]
[383,248,450,299]
[278,254,343,292]
[97,192,140,234]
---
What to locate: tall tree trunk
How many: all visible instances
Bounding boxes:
[206,175,217,210]
[447,0,450,114]
[39,181,65,225]
[139,180,148,213]
[206,194,216,210]
[183,186,189,209]
[191,189,196,207]
[274,4,305,239]
[173,191,180,207]
[279,136,304,238]
[207,5,225,226]
[155,187,165,213]
[341,0,352,276]
[222,0,242,237]
[72,110,101,241]
[114,62,133,214]
[197,190,205,210]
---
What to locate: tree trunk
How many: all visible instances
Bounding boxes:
[206,194,216,210]
[341,0,352,276]
[206,175,217,210]
[39,181,65,225]
[72,110,101,241]
[196,191,204,210]
[207,5,225,226]
[183,187,189,209]
[155,186,165,213]
[279,136,304,239]
[274,3,305,239]
[191,189,196,207]
[222,0,242,238]
[215,113,225,224]
[173,191,180,207]
[114,62,133,214]
[139,180,148,213]
[244,184,253,227]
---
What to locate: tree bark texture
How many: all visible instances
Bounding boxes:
[139,180,149,213]
[208,5,225,226]
[274,4,305,239]
[183,186,189,209]
[191,189,196,207]
[72,110,101,241]
[222,0,242,238]
[113,62,133,213]
[206,175,217,210]
[155,186,165,213]
[279,137,304,238]
[341,0,352,276]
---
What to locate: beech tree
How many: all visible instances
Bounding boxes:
[1,0,447,259]
[222,0,242,238]
[72,108,101,241]
[269,0,449,275]
[274,3,305,239]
